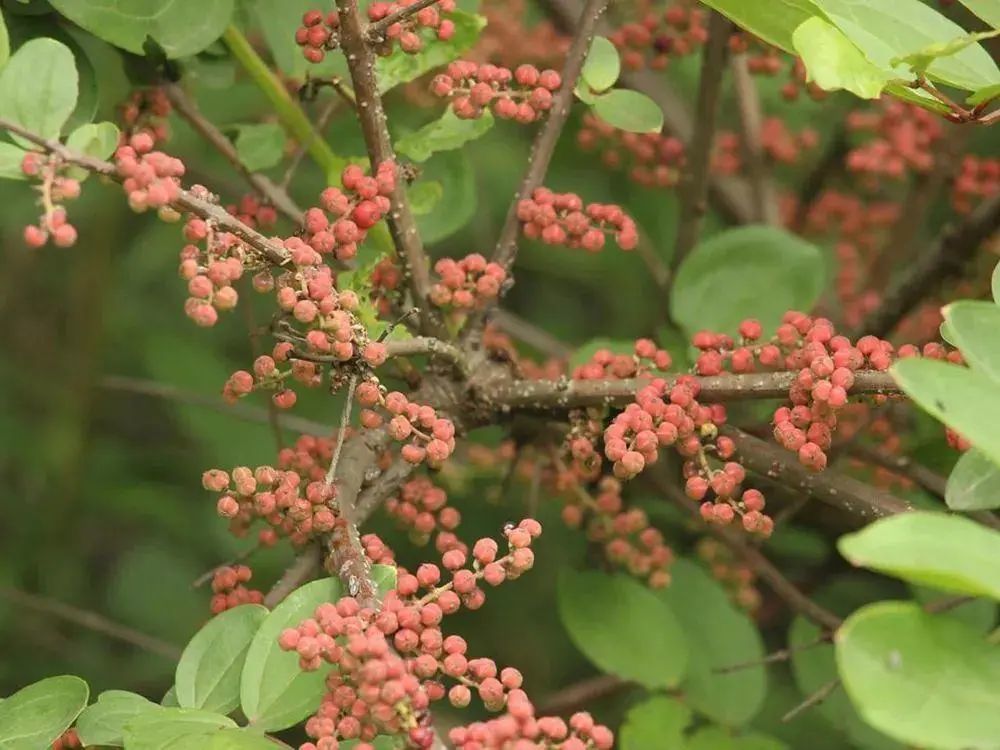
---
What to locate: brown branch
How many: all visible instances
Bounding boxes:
[857,192,1000,338]
[0,586,182,660]
[714,632,830,673]
[491,0,609,275]
[365,0,442,40]
[670,10,731,275]
[335,0,437,334]
[0,117,292,267]
[782,679,841,722]
[386,336,469,374]
[164,83,304,223]
[846,442,946,498]
[482,370,900,412]
[538,674,633,715]
[491,309,573,358]
[264,545,323,608]
[730,53,780,226]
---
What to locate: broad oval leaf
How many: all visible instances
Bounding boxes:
[792,17,889,99]
[48,0,235,59]
[234,123,286,172]
[557,569,687,688]
[699,0,823,51]
[957,0,1000,30]
[157,728,280,750]
[657,559,767,726]
[240,577,341,731]
[591,89,663,134]
[909,584,996,633]
[0,676,89,750]
[580,36,620,93]
[946,448,1000,511]
[892,31,1000,78]
[76,690,161,747]
[414,149,476,244]
[0,38,78,147]
[835,601,1000,749]
[376,11,485,93]
[397,109,495,164]
[176,604,268,714]
[943,300,1000,383]
[890,357,1000,468]
[122,708,237,750]
[670,226,825,339]
[619,695,691,750]
[66,121,119,160]
[686,726,789,750]
[838,511,1000,600]
[0,141,26,180]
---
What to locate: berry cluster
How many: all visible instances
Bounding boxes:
[429,254,507,311]
[209,564,265,614]
[845,101,943,182]
[431,61,562,122]
[952,155,1000,214]
[384,477,463,549]
[573,339,672,380]
[474,0,569,69]
[278,522,550,749]
[713,119,819,175]
[517,188,638,251]
[179,217,247,328]
[560,476,673,587]
[369,257,404,319]
[357,382,457,467]
[368,0,457,54]
[689,460,773,536]
[20,152,81,248]
[227,194,279,230]
[451,699,613,749]
[295,9,340,63]
[116,132,185,213]
[51,729,81,750]
[577,113,686,189]
[609,0,708,71]
[695,538,761,611]
[119,87,172,144]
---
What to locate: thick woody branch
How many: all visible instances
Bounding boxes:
[365,0,442,40]
[164,83,304,223]
[491,0,610,274]
[670,10,730,275]
[335,0,437,334]
[857,192,1000,338]
[386,336,469,374]
[482,370,900,412]
[0,117,292,267]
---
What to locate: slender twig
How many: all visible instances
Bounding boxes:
[264,545,323,608]
[0,587,181,660]
[857,192,1000,338]
[730,53,779,225]
[714,633,831,673]
[324,376,359,487]
[669,10,730,275]
[538,674,633,715]
[280,98,342,190]
[491,309,573,357]
[385,336,469,374]
[366,0,442,40]
[846,442,946,498]
[164,83,304,223]
[782,679,841,722]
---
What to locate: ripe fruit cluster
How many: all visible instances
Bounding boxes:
[696,538,761,611]
[845,101,942,182]
[357,382,457,467]
[278,521,556,749]
[116,132,185,213]
[572,339,672,380]
[952,155,999,214]
[690,460,774,536]
[20,153,82,248]
[517,188,639,251]
[429,254,507,311]
[295,9,341,63]
[609,0,708,71]
[368,0,457,54]
[577,113,686,189]
[431,61,562,122]
[179,217,247,328]
[51,729,81,750]
[209,564,265,614]
[713,119,818,175]
[120,87,172,144]
[226,194,279,230]
[384,477,463,549]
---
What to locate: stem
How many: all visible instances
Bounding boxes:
[325,376,359,487]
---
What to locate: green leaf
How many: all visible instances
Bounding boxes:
[48,0,235,59]
[176,604,268,714]
[240,577,341,731]
[0,38,78,148]
[397,109,494,163]
[414,149,476,244]
[408,180,444,216]
[699,0,824,51]
[0,676,89,750]
[580,36,620,93]
[910,584,996,633]
[892,30,1000,77]
[66,121,119,160]
[161,687,179,707]
[0,9,9,70]
[376,11,485,93]
[686,726,789,750]
[946,449,1000,511]
[943,300,1000,383]
[371,563,398,596]
[250,0,346,79]
[969,81,1000,105]
[658,560,767,726]
[792,17,889,98]
[811,0,1000,92]
[0,141,26,180]
[838,511,1000,600]
[122,708,237,750]
[670,225,825,339]
[591,89,663,134]
[233,123,286,172]
[957,0,1000,28]
[156,728,280,750]
[890,357,1000,467]
[993,259,1000,303]
[77,690,161,747]
[835,601,1000,749]
[619,695,691,750]
[557,569,687,689]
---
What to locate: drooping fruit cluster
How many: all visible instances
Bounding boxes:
[295,9,341,63]
[278,522,560,749]
[577,113,686,189]
[209,564,265,614]
[429,254,507,311]
[431,61,562,122]
[384,476,463,549]
[357,382,458,467]
[559,476,673,587]
[116,132,185,213]
[573,339,672,380]
[609,0,708,71]
[517,187,639,251]
[689,459,773,536]
[179,217,247,328]
[226,194,279,230]
[368,0,457,54]
[20,152,81,249]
